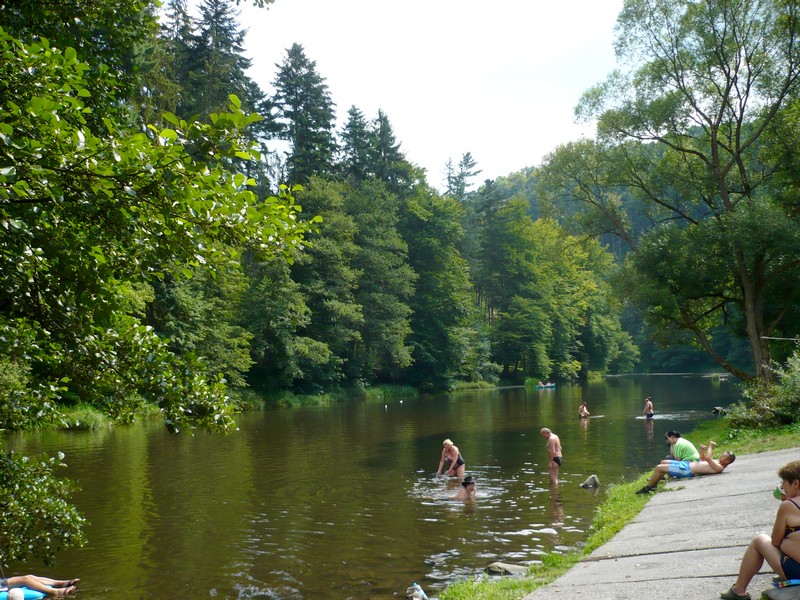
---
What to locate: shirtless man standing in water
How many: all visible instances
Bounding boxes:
[540,428,562,485]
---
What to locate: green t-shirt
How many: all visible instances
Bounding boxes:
[673,437,700,461]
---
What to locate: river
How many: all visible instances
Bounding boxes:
[3,374,741,599]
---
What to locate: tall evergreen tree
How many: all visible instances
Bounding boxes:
[345,180,416,382]
[272,43,338,184]
[446,152,481,202]
[339,105,375,182]
[400,189,478,390]
[372,109,415,194]
[180,0,263,120]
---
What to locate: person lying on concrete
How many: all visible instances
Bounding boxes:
[720,459,800,600]
[636,440,735,494]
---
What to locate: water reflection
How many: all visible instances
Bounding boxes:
[3,375,742,599]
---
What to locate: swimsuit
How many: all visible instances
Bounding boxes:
[553,456,562,466]
[443,452,465,471]
[782,499,800,578]
[645,411,654,419]
[666,460,693,478]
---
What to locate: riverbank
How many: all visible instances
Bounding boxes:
[439,419,800,600]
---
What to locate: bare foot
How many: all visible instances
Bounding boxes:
[54,586,76,596]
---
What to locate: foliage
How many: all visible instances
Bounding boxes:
[345,179,416,382]
[728,347,800,428]
[0,451,86,565]
[0,29,312,430]
[272,43,338,184]
[570,0,800,381]
[400,188,479,390]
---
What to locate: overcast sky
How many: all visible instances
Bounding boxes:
[239,0,625,191]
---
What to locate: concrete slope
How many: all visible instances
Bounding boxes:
[522,447,799,600]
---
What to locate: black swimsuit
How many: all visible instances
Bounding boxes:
[782,498,800,579]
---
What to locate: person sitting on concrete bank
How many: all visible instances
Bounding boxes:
[636,440,735,494]
[665,430,700,461]
[720,459,800,600]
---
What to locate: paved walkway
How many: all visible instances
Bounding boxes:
[522,447,799,600]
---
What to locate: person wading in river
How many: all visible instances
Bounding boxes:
[540,428,562,486]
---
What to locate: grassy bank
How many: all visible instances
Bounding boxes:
[438,418,800,600]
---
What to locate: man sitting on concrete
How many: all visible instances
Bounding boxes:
[636,440,735,494]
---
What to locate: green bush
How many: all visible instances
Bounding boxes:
[0,451,86,564]
[728,347,800,428]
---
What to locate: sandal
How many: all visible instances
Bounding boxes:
[720,585,750,600]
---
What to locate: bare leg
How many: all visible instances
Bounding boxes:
[6,575,78,596]
[549,460,559,485]
[731,534,785,595]
[646,464,669,487]
[455,464,465,478]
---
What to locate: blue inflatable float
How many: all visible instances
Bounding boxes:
[0,588,46,600]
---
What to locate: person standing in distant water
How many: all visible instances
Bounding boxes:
[540,428,562,485]
[643,396,654,420]
[437,438,466,478]
[579,402,590,419]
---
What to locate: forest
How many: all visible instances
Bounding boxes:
[3,0,800,565]
[0,0,643,437]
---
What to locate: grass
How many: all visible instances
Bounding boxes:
[58,403,113,431]
[438,417,800,600]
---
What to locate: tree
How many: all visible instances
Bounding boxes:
[575,0,800,380]
[345,179,416,382]
[339,105,374,182]
[286,178,363,390]
[272,43,338,184]
[400,189,478,390]
[445,152,481,202]
[0,31,311,430]
[181,0,263,120]
[372,109,418,195]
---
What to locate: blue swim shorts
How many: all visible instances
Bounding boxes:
[782,552,800,579]
[667,460,693,478]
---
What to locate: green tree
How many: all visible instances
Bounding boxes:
[445,152,481,202]
[345,179,416,382]
[339,105,374,182]
[181,0,264,120]
[272,43,338,184]
[287,178,363,390]
[372,109,418,195]
[576,0,800,381]
[0,31,309,429]
[400,189,478,390]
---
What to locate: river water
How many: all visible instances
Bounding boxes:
[3,375,741,599]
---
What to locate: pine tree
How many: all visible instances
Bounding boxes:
[180,0,264,121]
[339,105,375,182]
[272,43,338,184]
[372,109,413,194]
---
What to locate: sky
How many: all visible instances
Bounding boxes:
[239,0,625,191]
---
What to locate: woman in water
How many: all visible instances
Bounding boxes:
[579,402,590,418]
[436,438,465,478]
